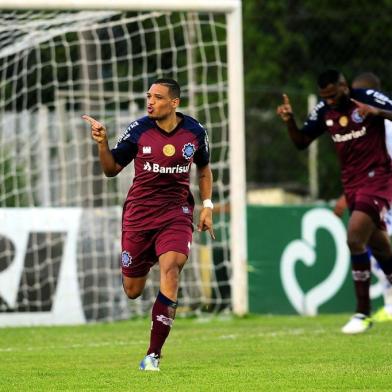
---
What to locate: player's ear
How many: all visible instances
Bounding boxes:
[340,79,349,92]
[172,97,180,109]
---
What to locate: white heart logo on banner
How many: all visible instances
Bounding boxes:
[280,208,350,315]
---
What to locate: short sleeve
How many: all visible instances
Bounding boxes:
[352,89,392,111]
[301,101,327,138]
[193,125,210,167]
[111,122,139,167]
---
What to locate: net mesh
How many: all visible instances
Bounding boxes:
[0,10,231,321]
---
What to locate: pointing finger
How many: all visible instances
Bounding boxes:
[350,98,361,106]
[82,114,102,128]
[209,227,216,240]
[283,94,290,105]
[82,114,95,124]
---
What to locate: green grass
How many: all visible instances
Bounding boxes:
[0,314,391,391]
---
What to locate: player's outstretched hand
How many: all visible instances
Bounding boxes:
[197,208,215,240]
[350,98,379,117]
[82,114,108,144]
[276,94,293,122]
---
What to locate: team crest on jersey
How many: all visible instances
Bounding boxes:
[121,251,132,267]
[163,144,176,157]
[338,116,348,127]
[182,143,196,160]
[351,109,364,123]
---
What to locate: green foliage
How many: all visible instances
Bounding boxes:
[3,6,392,201]
[243,0,392,199]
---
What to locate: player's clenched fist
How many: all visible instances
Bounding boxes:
[276,94,293,122]
[82,114,108,144]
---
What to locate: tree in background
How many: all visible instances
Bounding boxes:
[243,0,392,199]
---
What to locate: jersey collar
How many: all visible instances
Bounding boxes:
[154,112,185,136]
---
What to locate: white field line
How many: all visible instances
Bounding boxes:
[0,327,328,353]
[217,328,327,340]
[0,339,145,353]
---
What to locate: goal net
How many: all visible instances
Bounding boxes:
[0,4,245,324]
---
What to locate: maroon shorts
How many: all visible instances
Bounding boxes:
[346,188,391,230]
[121,220,193,278]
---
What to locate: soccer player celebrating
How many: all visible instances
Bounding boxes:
[82,78,214,370]
[277,69,392,334]
[333,72,392,322]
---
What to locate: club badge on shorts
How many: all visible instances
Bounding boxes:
[163,144,175,157]
[121,251,132,267]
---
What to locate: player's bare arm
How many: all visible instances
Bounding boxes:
[82,114,122,177]
[197,164,215,240]
[351,98,392,121]
[276,94,314,150]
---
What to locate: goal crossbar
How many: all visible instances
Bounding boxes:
[0,0,241,13]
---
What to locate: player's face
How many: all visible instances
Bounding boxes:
[319,82,350,109]
[146,84,179,120]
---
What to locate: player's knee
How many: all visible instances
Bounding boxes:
[123,286,142,300]
[347,235,366,253]
[162,265,180,285]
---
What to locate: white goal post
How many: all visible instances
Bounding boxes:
[0,0,247,323]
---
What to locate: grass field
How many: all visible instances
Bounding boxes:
[0,314,391,391]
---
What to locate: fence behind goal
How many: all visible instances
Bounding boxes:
[0,3,246,325]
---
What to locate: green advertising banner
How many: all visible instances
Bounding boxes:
[248,205,384,314]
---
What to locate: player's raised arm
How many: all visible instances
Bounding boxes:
[351,98,392,121]
[276,94,315,150]
[197,164,215,240]
[82,114,122,177]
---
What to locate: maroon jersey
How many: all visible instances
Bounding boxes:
[111,113,210,230]
[301,89,392,193]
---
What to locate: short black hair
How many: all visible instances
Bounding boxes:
[152,78,181,99]
[317,69,344,88]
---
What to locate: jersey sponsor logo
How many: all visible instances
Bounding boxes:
[121,251,132,267]
[331,126,367,143]
[326,119,333,127]
[338,116,348,127]
[143,161,191,174]
[351,109,364,124]
[182,143,196,160]
[156,314,173,327]
[143,146,151,154]
[163,144,176,157]
[308,101,325,121]
[204,133,209,153]
[366,90,392,106]
[127,120,139,130]
[115,121,139,147]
